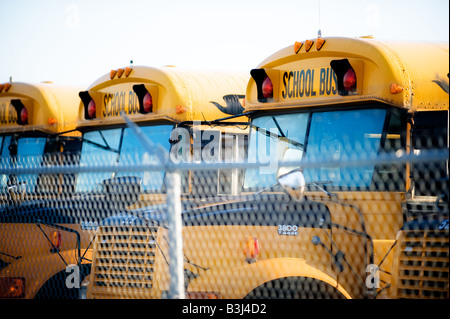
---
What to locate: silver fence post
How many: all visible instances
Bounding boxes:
[165,169,185,299]
[121,113,185,299]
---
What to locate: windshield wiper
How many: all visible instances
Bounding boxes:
[272,116,285,137]
[308,180,336,198]
[98,131,111,151]
[252,124,304,150]
[82,138,119,153]
[115,128,125,163]
[81,129,127,155]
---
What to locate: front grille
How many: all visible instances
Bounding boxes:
[394,228,449,299]
[90,225,158,296]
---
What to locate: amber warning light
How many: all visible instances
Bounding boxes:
[243,236,260,263]
[49,231,62,253]
[0,277,25,298]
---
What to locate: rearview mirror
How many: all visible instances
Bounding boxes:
[7,182,26,205]
[277,148,303,177]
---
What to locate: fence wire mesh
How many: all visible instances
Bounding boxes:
[0,126,448,300]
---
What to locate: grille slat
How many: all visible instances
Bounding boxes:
[395,228,449,299]
[398,285,449,293]
[91,225,158,294]
[399,275,448,282]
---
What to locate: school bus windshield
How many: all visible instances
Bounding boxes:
[0,135,47,192]
[244,105,405,190]
[76,124,173,192]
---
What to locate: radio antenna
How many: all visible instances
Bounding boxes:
[318,0,322,37]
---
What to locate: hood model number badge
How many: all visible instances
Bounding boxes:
[278,224,299,236]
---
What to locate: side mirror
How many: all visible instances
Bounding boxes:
[7,182,26,205]
[277,148,304,177]
[278,169,306,201]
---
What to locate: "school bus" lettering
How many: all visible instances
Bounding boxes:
[102,90,139,117]
[0,101,18,124]
[282,67,338,99]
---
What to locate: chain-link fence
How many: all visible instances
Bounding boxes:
[1,120,448,300]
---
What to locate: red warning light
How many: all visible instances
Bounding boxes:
[11,99,29,125]
[20,108,28,125]
[343,68,357,92]
[143,92,153,113]
[262,76,274,100]
[87,100,96,119]
[330,59,358,96]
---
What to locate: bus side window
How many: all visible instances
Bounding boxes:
[412,110,449,197]
[190,131,247,196]
[372,109,407,191]
[60,137,82,194]
[36,137,82,195]
[15,137,46,193]
[190,130,220,197]
[218,133,248,195]
[0,136,9,190]
[0,135,17,192]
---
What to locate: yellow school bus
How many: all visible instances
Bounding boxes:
[0,81,81,200]
[75,65,249,206]
[0,81,82,298]
[1,66,249,299]
[86,37,448,299]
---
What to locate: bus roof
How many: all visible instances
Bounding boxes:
[0,81,82,134]
[245,36,449,112]
[77,66,249,129]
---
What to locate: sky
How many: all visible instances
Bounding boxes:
[0,0,448,87]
